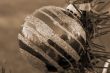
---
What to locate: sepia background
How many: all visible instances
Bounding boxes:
[0,0,110,73]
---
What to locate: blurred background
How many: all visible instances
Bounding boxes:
[0,0,110,73]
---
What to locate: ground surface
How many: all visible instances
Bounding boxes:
[0,0,110,73]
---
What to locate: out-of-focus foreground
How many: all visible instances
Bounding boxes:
[0,0,110,73]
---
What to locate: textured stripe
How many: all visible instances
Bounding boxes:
[21,24,74,68]
[22,22,75,69]
[22,22,72,67]
[19,40,51,66]
[45,42,74,68]
[18,34,64,72]
[42,8,86,41]
[25,15,54,38]
[37,11,80,61]
[41,8,86,51]
[24,20,74,68]
[51,35,80,61]
[19,22,73,68]
[61,10,87,47]
[38,43,71,69]
[30,12,80,61]
[48,39,75,63]
[19,40,58,72]
[34,10,64,35]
